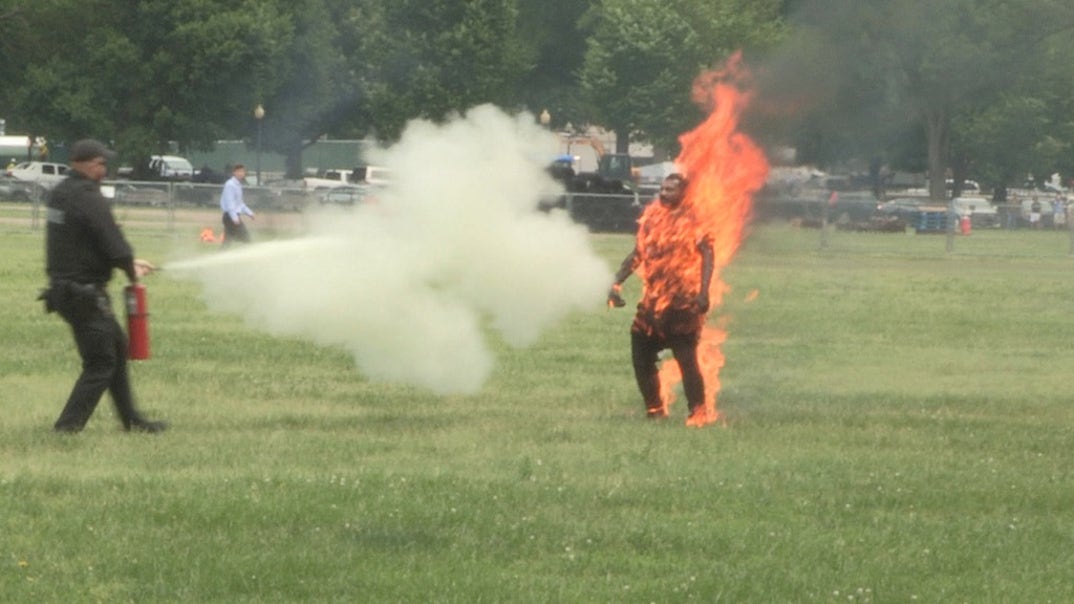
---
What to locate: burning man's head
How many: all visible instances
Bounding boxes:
[659,173,688,207]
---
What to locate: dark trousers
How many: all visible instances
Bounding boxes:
[631,329,705,413]
[53,287,142,431]
[222,212,250,246]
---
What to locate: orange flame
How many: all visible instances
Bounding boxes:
[653,52,769,426]
[200,228,223,243]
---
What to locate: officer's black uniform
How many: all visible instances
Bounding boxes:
[45,160,163,433]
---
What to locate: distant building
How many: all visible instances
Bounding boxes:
[187,139,376,180]
[0,135,33,164]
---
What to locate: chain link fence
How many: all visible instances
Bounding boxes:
[7,180,321,232]
[4,181,651,236]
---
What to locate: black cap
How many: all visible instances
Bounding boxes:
[70,139,117,162]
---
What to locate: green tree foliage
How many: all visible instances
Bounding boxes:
[0,1,32,125]
[254,0,352,177]
[3,0,788,174]
[10,0,1074,194]
[579,0,784,155]
[351,0,531,141]
[515,0,593,129]
[9,0,293,165]
[773,0,1074,199]
[952,34,1074,197]
[953,96,1053,199]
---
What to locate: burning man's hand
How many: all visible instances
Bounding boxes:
[694,292,710,314]
[134,259,157,278]
[607,284,626,308]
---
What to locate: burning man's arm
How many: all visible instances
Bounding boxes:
[613,248,638,284]
[696,240,714,313]
[607,249,638,308]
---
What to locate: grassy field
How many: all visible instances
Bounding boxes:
[2,206,1073,602]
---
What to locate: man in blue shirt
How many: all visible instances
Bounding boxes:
[219,164,255,246]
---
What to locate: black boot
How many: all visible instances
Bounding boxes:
[126,418,169,434]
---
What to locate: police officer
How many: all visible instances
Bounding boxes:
[45,139,167,433]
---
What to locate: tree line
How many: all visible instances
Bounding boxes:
[1,0,1072,198]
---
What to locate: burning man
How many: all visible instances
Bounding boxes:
[607,173,714,422]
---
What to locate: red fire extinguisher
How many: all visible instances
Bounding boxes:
[124,283,151,360]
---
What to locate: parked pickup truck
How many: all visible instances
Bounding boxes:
[6,161,68,190]
[303,165,390,189]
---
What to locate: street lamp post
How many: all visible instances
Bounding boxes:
[254,104,265,186]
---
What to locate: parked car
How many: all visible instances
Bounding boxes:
[304,168,355,190]
[0,175,34,201]
[320,184,378,206]
[350,165,391,185]
[110,183,169,206]
[192,164,228,184]
[947,179,980,194]
[306,165,393,189]
[952,196,999,227]
[258,182,317,212]
[828,190,882,222]
[6,161,68,190]
[875,196,934,222]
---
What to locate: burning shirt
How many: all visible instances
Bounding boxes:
[631,200,713,338]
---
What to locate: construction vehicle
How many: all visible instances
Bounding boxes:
[555,133,638,194]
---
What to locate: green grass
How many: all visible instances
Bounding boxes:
[3,208,1074,602]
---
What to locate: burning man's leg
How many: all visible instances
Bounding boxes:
[669,334,704,413]
[630,330,666,417]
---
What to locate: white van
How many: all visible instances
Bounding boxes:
[149,155,194,180]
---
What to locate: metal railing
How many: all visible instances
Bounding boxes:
[13,181,648,234]
[19,180,321,231]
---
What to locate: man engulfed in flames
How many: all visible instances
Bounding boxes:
[608,173,715,426]
[606,54,769,427]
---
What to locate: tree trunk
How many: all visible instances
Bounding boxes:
[285,142,304,180]
[950,155,968,199]
[926,108,954,251]
[926,108,949,202]
[615,127,630,154]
